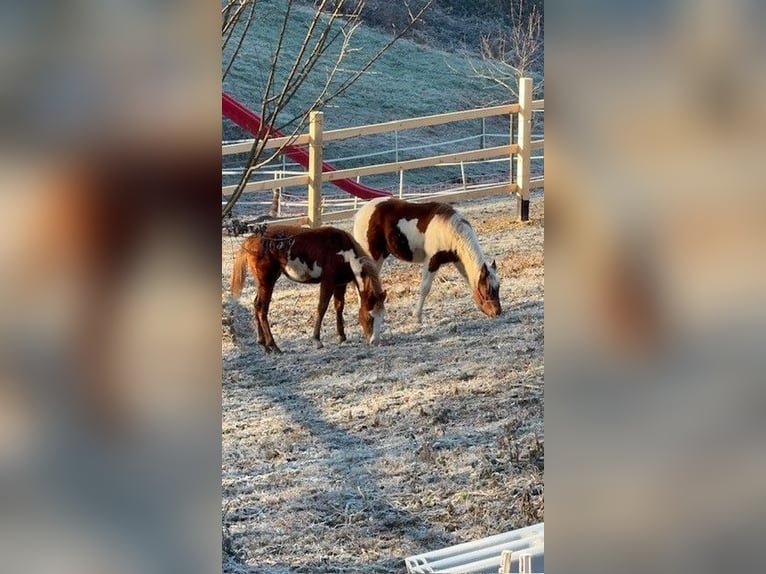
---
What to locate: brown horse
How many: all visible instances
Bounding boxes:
[353,198,501,323]
[230,225,386,353]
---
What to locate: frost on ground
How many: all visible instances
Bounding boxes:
[222,194,544,574]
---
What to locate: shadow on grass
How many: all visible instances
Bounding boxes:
[223,300,456,572]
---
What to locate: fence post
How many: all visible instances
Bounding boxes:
[516,77,533,221]
[498,550,512,574]
[518,552,532,574]
[307,110,324,228]
[271,172,282,218]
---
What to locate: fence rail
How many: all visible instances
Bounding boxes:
[405,522,544,574]
[222,103,522,156]
[222,77,543,226]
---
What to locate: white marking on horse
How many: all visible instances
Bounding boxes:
[337,249,365,287]
[284,255,322,282]
[396,218,426,262]
[370,309,383,345]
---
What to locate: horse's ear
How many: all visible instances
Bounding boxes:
[491,259,497,271]
[480,263,489,279]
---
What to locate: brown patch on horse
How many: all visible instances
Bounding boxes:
[414,201,455,233]
[364,204,393,262]
[388,225,416,262]
[428,250,460,273]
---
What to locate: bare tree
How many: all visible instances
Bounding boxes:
[465,0,543,99]
[222,0,433,218]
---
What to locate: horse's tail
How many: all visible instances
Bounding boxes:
[230,244,250,298]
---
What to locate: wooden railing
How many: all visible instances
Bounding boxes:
[222,77,543,227]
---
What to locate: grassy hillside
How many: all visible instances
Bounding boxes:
[223,3,526,191]
[223,4,510,126]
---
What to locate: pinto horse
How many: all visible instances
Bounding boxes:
[230,225,386,353]
[353,198,501,323]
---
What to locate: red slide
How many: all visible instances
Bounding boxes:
[223,92,390,200]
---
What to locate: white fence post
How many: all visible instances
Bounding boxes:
[518,552,532,574]
[498,550,512,574]
[307,110,324,228]
[516,77,533,221]
[271,172,282,217]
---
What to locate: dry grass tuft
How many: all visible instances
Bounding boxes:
[501,252,544,276]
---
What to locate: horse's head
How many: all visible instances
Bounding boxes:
[357,263,387,345]
[473,260,501,318]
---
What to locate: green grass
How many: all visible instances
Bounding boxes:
[223,4,508,125]
[223,3,519,190]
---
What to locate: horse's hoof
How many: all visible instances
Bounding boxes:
[272,345,282,354]
[337,335,347,344]
[314,340,323,349]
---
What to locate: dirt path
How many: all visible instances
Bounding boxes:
[222,194,544,573]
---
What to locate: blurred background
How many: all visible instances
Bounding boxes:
[546,0,766,572]
[0,1,221,572]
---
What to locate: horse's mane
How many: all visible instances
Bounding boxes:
[441,212,491,287]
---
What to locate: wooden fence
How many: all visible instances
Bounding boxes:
[222,77,543,227]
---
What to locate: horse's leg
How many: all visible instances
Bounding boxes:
[252,292,266,348]
[255,281,281,354]
[414,264,436,324]
[333,283,347,343]
[312,282,334,349]
[245,254,269,350]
